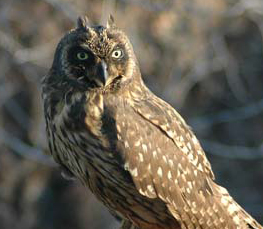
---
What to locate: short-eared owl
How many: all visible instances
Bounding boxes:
[42,16,262,229]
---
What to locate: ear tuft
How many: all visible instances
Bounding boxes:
[77,16,89,31]
[106,14,116,29]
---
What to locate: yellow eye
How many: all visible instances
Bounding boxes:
[111,49,123,59]
[77,52,89,60]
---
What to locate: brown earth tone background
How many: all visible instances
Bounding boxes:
[0,0,262,228]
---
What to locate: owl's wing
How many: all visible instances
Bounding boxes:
[117,95,256,228]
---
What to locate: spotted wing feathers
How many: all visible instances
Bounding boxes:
[117,94,262,229]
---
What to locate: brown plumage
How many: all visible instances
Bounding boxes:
[42,16,262,229]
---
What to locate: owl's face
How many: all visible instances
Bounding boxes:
[51,16,138,91]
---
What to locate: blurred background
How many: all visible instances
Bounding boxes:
[0,0,262,228]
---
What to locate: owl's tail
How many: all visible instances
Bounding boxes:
[212,183,263,229]
[166,179,262,228]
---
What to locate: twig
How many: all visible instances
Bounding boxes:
[100,0,116,25]
[0,28,60,68]
[42,0,78,22]
[211,32,249,102]
[14,39,58,65]
[0,82,20,108]
[226,0,263,17]
[164,57,212,108]
[118,0,173,12]
[201,139,263,160]
[0,29,22,54]
[4,99,29,131]
[0,128,56,167]
[189,97,263,130]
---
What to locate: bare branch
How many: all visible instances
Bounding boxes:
[42,0,78,22]
[0,29,60,68]
[189,97,263,131]
[211,32,249,102]
[0,82,20,108]
[14,39,58,65]
[0,128,56,167]
[201,139,263,160]
[164,57,212,108]
[117,0,173,12]
[226,0,263,17]
[100,0,116,25]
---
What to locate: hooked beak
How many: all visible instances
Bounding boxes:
[95,60,108,86]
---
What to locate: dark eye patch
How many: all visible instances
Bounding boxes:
[68,46,95,67]
[67,46,96,79]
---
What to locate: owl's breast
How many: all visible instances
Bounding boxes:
[45,91,178,228]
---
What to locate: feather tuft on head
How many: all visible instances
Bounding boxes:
[106,14,116,29]
[77,16,89,31]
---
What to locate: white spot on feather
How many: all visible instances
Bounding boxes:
[124,141,129,148]
[148,142,152,149]
[178,163,183,171]
[192,135,199,144]
[219,217,225,223]
[147,185,155,194]
[142,144,147,152]
[93,107,100,117]
[138,188,145,195]
[199,208,205,217]
[158,193,165,200]
[130,91,138,98]
[187,181,193,189]
[139,153,144,162]
[197,163,203,172]
[233,215,240,224]
[197,150,203,155]
[148,164,152,172]
[188,153,194,161]
[181,146,189,154]
[130,167,138,177]
[168,159,174,167]
[228,203,239,215]
[221,196,228,206]
[144,113,151,119]
[152,119,159,125]
[167,170,172,180]
[192,156,198,166]
[167,130,175,138]
[218,186,229,194]
[134,140,140,147]
[157,167,163,177]
[213,204,219,214]
[187,142,192,150]
[192,208,198,215]
[160,124,168,131]
[124,162,129,170]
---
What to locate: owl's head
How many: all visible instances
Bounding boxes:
[51,16,139,91]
